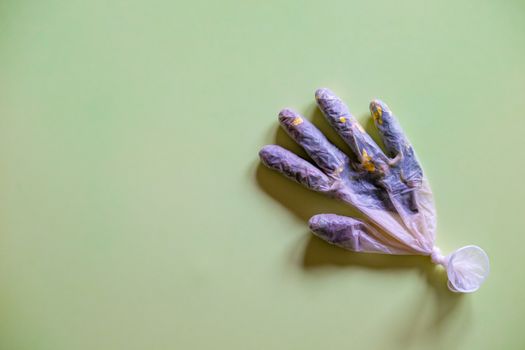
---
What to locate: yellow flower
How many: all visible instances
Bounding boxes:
[361,149,375,172]
[372,105,383,125]
[292,117,303,126]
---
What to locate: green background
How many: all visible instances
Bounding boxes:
[1,0,524,349]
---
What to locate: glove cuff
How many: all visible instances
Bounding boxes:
[431,245,490,293]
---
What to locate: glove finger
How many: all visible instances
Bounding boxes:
[369,99,410,158]
[308,213,412,254]
[259,145,331,193]
[369,100,422,186]
[315,88,387,174]
[278,108,347,176]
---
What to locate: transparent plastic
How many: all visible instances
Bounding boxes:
[259,88,490,293]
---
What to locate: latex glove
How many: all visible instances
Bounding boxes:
[259,88,489,293]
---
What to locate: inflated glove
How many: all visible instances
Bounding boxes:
[259,88,489,293]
